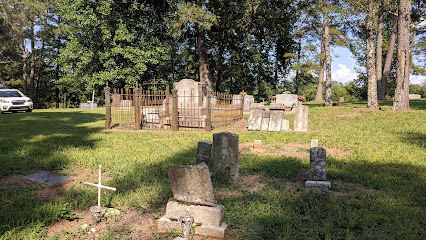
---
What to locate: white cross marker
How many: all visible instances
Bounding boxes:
[83,165,116,207]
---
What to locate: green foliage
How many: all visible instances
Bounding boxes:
[410,83,426,98]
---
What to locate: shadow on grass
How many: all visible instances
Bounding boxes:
[398,131,426,148]
[379,99,426,111]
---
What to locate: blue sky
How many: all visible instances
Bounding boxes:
[332,46,426,85]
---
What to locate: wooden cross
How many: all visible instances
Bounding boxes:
[83,165,116,207]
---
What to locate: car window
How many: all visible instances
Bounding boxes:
[0,91,23,98]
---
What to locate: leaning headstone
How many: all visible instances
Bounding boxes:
[311,139,319,148]
[305,147,331,190]
[243,95,254,113]
[248,105,264,131]
[168,163,215,204]
[268,103,285,132]
[281,119,290,131]
[158,163,227,238]
[22,171,72,187]
[212,132,239,179]
[409,94,421,99]
[294,105,308,132]
[196,141,212,167]
[339,97,344,102]
[261,110,270,131]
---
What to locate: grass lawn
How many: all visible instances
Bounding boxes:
[0,100,425,239]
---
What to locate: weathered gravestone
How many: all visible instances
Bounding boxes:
[232,95,243,105]
[212,132,239,179]
[196,140,212,167]
[243,95,254,113]
[294,105,308,132]
[261,110,270,131]
[173,79,203,107]
[248,105,264,131]
[268,103,285,132]
[305,147,331,190]
[158,163,227,238]
[275,93,298,108]
[80,102,98,109]
[311,139,319,148]
[281,119,290,131]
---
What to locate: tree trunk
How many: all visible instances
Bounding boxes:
[295,19,302,95]
[215,30,224,92]
[366,1,379,109]
[315,30,325,102]
[376,12,384,100]
[22,42,28,94]
[29,22,35,102]
[393,0,411,111]
[195,22,212,95]
[324,0,332,107]
[381,15,397,100]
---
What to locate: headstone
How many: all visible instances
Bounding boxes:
[275,93,298,108]
[22,171,72,186]
[305,147,330,190]
[339,97,344,102]
[311,139,319,148]
[248,105,264,131]
[281,119,290,131]
[243,95,254,113]
[409,94,421,99]
[261,110,270,131]
[80,102,98,109]
[268,103,285,132]
[309,147,327,181]
[294,105,308,132]
[142,108,160,123]
[173,79,203,107]
[158,162,228,238]
[196,141,212,166]
[232,95,243,105]
[112,94,121,106]
[168,163,215,205]
[212,132,239,179]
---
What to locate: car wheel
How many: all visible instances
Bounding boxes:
[0,111,3,114]
[26,109,32,112]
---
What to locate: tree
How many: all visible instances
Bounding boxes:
[324,0,333,106]
[365,1,379,109]
[392,0,411,111]
[380,14,398,100]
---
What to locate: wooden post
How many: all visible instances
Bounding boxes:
[172,88,178,131]
[240,94,244,118]
[205,93,212,132]
[105,84,111,130]
[134,85,141,130]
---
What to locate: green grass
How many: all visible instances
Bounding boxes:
[0,100,425,239]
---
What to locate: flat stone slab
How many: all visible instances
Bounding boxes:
[22,171,72,187]
[158,217,227,239]
[305,181,331,189]
[164,200,224,227]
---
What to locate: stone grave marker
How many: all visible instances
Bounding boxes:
[196,140,212,167]
[22,171,72,187]
[212,132,239,179]
[261,110,270,131]
[275,93,298,108]
[294,105,308,132]
[311,139,319,148]
[232,95,243,105]
[281,119,290,131]
[248,105,264,131]
[305,147,331,190]
[243,95,254,113]
[80,102,98,109]
[409,94,421,99]
[268,103,285,132]
[173,79,203,107]
[158,163,227,238]
[339,97,344,102]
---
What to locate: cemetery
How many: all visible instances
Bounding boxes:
[0,98,425,239]
[0,0,425,239]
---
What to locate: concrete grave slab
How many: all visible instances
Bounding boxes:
[22,171,72,187]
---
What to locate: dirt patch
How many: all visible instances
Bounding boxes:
[355,107,382,112]
[334,113,362,118]
[240,142,351,159]
[0,175,34,190]
[215,174,270,200]
[215,118,249,132]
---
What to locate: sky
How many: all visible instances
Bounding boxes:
[332,46,426,85]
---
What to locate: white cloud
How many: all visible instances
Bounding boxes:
[410,75,426,85]
[332,63,358,83]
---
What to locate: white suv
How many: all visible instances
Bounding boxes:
[0,89,33,114]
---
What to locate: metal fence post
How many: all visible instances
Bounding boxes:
[105,84,111,130]
[134,85,141,130]
[240,94,244,118]
[205,93,212,132]
[172,88,178,131]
